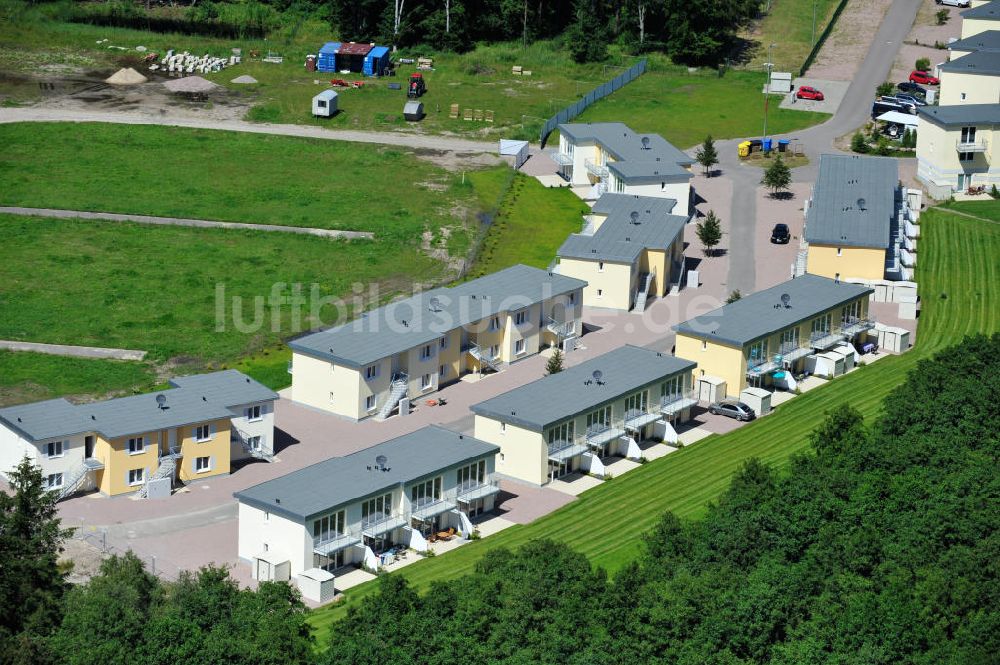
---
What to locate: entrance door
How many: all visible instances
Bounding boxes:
[256,559,272,581]
[961,126,976,144]
[957,173,970,191]
[84,435,95,459]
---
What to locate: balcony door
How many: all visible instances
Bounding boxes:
[84,435,95,459]
[961,126,976,144]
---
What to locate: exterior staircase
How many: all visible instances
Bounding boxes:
[56,458,104,501]
[469,345,503,373]
[794,249,808,277]
[136,448,181,499]
[632,269,655,312]
[374,373,409,421]
[231,426,274,462]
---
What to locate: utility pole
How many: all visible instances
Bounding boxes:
[763,42,776,141]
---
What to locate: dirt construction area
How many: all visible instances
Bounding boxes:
[890,0,964,84]
[807,0,896,81]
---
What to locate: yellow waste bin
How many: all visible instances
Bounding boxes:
[738,141,751,158]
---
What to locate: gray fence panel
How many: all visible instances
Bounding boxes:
[539,59,648,147]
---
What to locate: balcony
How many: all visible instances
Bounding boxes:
[777,340,811,363]
[456,478,501,503]
[547,438,589,463]
[552,151,574,166]
[660,390,698,416]
[840,317,875,339]
[584,158,609,178]
[546,317,576,339]
[313,530,362,556]
[747,356,781,377]
[809,329,843,351]
[624,408,661,431]
[410,495,457,522]
[956,138,988,153]
[361,512,408,537]
[585,422,626,447]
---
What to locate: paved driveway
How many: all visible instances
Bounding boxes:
[779,78,851,116]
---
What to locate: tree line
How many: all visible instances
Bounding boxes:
[4,334,996,663]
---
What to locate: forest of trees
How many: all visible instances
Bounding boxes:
[2,334,996,663]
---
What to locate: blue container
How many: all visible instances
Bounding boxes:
[762,138,773,153]
[317,41,340,73]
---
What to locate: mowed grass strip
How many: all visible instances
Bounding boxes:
[0,122,469,235]
[307,208,1000,639]
[0,350,157,406]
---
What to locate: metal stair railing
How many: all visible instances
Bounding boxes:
[231,425,274,462]
[136,447,181,499]
[546,317,575,340]
[374,373,409,421]
[469,345,503,373]
[632,268,656,312]
[55,458,104,501]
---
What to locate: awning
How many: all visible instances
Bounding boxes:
[411,499,457,522]
[361,515,407,538]
[876,111,919,128]
[313,533,362,556]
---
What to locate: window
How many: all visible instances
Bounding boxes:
[597,289,603,298]
[195,425,212,442]
[410,477,442,504]
[46,473,63,490]
[365,364,380,380]
[546,421,574,445]
[661,375,683,399]
[489,345,500,359]
[586,406,612,434]
[329,392,336,404]
[361,493,393,523]
[421,373,433,390]
[457,460,486,488]
[780,327,800,352]
[811,314,832,335]
[836,247,843,256]
[439,336,449,350]
[515,339,526,355]
[841,300,862,324]
[195,456,211,473]
[747,339,769,364]
[365,394,377,412]
[514,310,528,326]
[245,405,262,421]
[264,511,270,522]
[500,422,507,434]
[489,316,501,331]
[128,468,145,486]
[598,261,605,272]
[959,152,974,162]
[420,344,434,360]
[45,440,65,459]
[317,99,327,108]
[624,390,648,413]
[313,510,346,545]
[960,93,966,101]
[569,293,576,305]
[247,436,261,451]
[439,364,447,379]
[127,437,145,455]
[615,179,625,193]
[701,340,707,351]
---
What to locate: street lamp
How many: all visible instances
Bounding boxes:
[762,43,777,142]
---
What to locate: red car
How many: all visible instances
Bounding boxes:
[795,85,825,101]
[909,70,940,85]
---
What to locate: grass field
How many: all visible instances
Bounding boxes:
[0,350,158,405]
[307,205,1000,640]
[0,122,475,237]
[744,0,843,71]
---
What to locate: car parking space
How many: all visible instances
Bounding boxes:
[779,78,850,115]
[755,182,811,290]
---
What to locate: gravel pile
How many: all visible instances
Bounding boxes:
[105,67,147,85]
[231,75,258,84]
[162,76,219,93]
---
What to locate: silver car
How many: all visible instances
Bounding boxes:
[708,400,757,422]
[936,0,970,7]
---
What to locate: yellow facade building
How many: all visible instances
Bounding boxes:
[556,193,687,311]
[673,275,875,395]
[960,1,1000,39]
[937,51,1000,105]
[917,104,1000,198]
[0,370,278,499]
[289,265,586,421]
[804,154,910,282]
[471,345,696,485]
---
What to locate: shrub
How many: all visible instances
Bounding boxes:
[915,57,931,72]
[991,184,1000,200]
[936,9,949,25]
[876,81,895,97]
[851,132,869,154]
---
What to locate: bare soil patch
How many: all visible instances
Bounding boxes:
[808,0,895,81]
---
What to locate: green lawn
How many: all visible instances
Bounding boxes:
[574,66,829,149]
[465,172,589,278]
[0,351,158,406]
[745,0,843,71]
[941,198,1000,222]
[307,207,1000,640]
[0,123,472,236]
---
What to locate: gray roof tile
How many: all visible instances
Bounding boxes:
[948,29,1000,52]
[673,275,874,347]
[917,103,1000,126]
[939,50,1000,75]
[233,425,498,521]
[558,194,687,262]
[805,154,898,248]
[558,122,694,182]
[962,1,1000,20]
[470,345,695,431]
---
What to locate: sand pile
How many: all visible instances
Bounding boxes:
[231,75,258,84]
[105,67,148,85]
[163,76,219,94]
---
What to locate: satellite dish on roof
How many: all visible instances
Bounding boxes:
[857,197,866,210]
[780,293,791,308]
[630,211,640,225]
[592,370,603,382]
[375,454,388,467]
[641,136,651,150]
[429,296,442,312]
[155,394,167,408]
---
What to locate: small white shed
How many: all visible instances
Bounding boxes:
[740,387,772,417]
[404,100,425,121]
[875,325,911,353]
[770,72,792,93]
[833,344,857,371]
[297,568,337,604]
[697,375,727,403]
[312,89,338,117]
[252,550,290,582]
[806,352,845,379]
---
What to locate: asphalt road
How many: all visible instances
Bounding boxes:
[713,0,922,293]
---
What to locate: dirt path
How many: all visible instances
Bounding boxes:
[0,107,497,154]
[0,206,373,239]
[0,340,147,361]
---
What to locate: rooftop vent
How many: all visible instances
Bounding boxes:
[857,197,867,211]
[429,296,443,313]
[155,394,167,410]
[630,211,640,225]
[641,136,651,150]
[780,293,791,308]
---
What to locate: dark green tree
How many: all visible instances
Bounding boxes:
[695,134,719,176]
[851,131,870,154]
[564,0,608,63]
[696,210,723,256]
[726,289,742,303]
[761,154,791,197]
[545,348,565,375]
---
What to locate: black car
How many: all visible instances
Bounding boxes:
[871,100,905,119]
[897,81,927,97]
[770,223,791,244]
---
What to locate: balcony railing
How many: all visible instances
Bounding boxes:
[840,317,875,338]
[956,138,988,153]
[660,390,698,416]
[313,529,362,556]
[546,317,576,338]
[810,329,842,350]
[361,512,408,537]
[777,340,811,363]
[585,422,626,446]
[547,438,589,462]
[410,494,458,522]
[456,478,501,503]
[584,158,609,178]
[624,407,661,431]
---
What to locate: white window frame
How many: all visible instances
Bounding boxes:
[127,437,145,455]
[514,339,526,355]
[365,394,377,412]
[246,404,263,421]
[46,440,65,459]
[46,473,63,490]
[439,336,449,350]
[365,364,380,380]
[489,316,501,331]
[128,468,145,486]
[420,344,434,360]
[421,373,434,390]
[598,261,605,272]
[195,424,212,443]
[439,364,447,378]
[514,310,528,326]
[194,456,211,473]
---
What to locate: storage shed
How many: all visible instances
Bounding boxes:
[312,89,339,117]
[252,551,290,582]
[336,42,373,72]
[404,100,425,121]
[297,568,337,604]
[317,42,340,73]
[363,46,391,76]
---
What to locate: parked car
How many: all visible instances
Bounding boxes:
[879,95,917,114]
[796,85,825,101]
[770,223,791,244]
[895,93,927,107]
[872,100,905,118]
[709,400,757,422]
[936,0,970,7]
[909,70,940,85]
[897,81,927,97]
